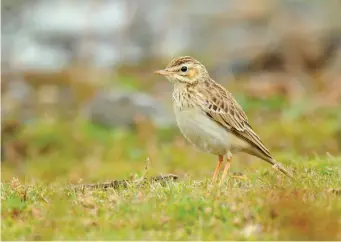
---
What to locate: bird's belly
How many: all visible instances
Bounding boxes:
[175,108,230,155]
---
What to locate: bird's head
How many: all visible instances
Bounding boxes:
[154,56,209,85]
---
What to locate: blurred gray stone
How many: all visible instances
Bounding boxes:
[85,90,175,129]
[1,77,36,123]
[25,0,126,37]
[11,36,71,71]
[2,0,341,72]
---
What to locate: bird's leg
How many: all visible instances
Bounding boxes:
[212,155,224,181]
[220,155,232,184]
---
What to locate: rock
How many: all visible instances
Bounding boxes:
[1,76,36,123]
[10,36,71,71]
[84,90,175,129]
[2,0,341,72]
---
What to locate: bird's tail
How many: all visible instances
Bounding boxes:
[265,157,294,179]
[243,148,294,179]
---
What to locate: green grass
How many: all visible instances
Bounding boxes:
[1,103,341,240]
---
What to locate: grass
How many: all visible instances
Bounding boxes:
[1,98,341,240]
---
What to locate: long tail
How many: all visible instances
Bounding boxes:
[265,158,294,179]
[238,125,294,179]
[243,148,294,179]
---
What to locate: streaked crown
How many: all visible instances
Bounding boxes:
[154,56,209,84]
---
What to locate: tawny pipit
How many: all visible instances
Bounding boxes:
[155,56,293,182]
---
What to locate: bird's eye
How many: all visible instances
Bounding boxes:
[181,66,187,72]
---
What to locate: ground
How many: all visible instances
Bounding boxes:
[1,97,341,240]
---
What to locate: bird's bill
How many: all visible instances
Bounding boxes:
[154,69,172,76]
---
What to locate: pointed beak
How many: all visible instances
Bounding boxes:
[154,69,171,76]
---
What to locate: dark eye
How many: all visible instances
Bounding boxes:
[181,66,187,72]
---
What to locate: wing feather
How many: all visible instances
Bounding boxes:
[195,80,272,158]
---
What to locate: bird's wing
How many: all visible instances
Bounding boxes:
[195,81,272,158]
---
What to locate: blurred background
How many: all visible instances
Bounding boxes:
[1,0,341,182]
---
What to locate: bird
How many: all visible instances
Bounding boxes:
[154,56,293,182]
